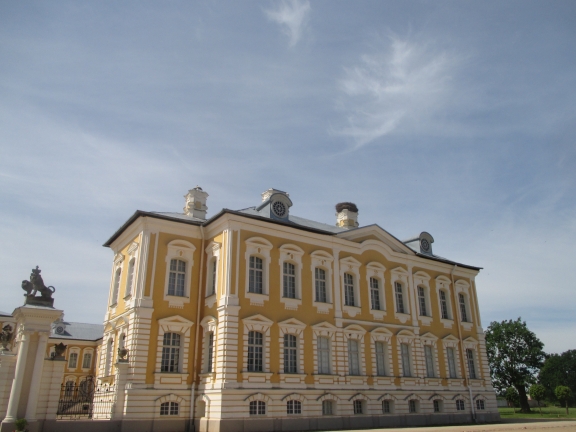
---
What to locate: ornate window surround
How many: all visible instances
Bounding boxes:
[124,241,139,299]
[340,257,362,318]
[154,315,194,388]
[442,334,463,384]
[242,314,273,385]
[413,271,432,326]
[435,276,454,328]
[396,329,417,380]
[200,316,217,375]
[204,242,221,308]
[278,244,304,311]
[278,318,306,385]
[420,332,441,383]
[310,251,334,314]
[154,393,186,419]
[390,267,410,323]
[312,321,337,378]
[463,336,481,380]
[81,348,95,371]
[370,327,393,380]
[163,240,196,309]
[455,280,474,331]
[109,253,124,308]
[317,393,339,416]
[366,262,386,320]
[244,237,272,306]
[344,324,367,382]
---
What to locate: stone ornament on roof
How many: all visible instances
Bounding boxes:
[0,324,13,352]
[21,266,55,307]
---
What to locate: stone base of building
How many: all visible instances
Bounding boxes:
[39,419,187,432]
[196,412,501,432]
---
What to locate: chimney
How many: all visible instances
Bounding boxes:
[261,188,289,202]
[335,202,359,229]
[183,186,208,219]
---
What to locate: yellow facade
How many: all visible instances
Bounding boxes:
[96,187,499,431]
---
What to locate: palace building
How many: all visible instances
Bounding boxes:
[0,187,499,432]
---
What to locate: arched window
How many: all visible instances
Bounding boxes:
[249,400,265,415]
[105,338,113,376]
[126,258,135,297]
[283,334,297,373]
[409,399,419,413]
[353,400,364,414]
[456,399,465,411]
[111,268,121,305]
[283,262,296,299]
[247,331,263,372]
[209,259,217,296]
[315,268,327,303]
[206,332,214,373]
[433,399,443,412]
[160,401,179,416]
[161,333,181,372]
[248,256,263,294]
[476,399,485,410]
[168,259,186,296]
[382,400,394,413]
[287,400,301,415]
[322,400,333,415]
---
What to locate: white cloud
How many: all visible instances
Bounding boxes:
[338,34,458,148]
[265,0,311,47]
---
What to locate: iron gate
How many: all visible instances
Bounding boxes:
[57,377,115,420]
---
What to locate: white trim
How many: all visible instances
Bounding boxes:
[244,237,272,306]
[278,244,304,310]
[391,267,410,323]
[163,240,196,308]
[340,257,361,317]
[366,262,386,320]
[310,251,334,314]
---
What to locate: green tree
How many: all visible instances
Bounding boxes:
[485,317,546,413]
[555,385,572,415]
[505,387,519,413]
[539,350,576,402]
[529,384,546,415]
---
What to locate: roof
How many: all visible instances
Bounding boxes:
[51,321,104,341]
[0,311,12,317]
[103,206,481,270]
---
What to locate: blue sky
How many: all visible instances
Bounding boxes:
[1,1,574,353]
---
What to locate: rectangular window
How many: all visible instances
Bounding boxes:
[322,400,333,415]
[111,268,121,305]
[286,400,301,415]
[395,282,405,313]
[210,260,217,295]
[317,337,330,374]
[68,352,78,369]
[247,331,263,372]
[283,262,296,299]
[344,273,355,306]
[348,339,360,375]
[440,290,449,319]
[409,400,417,413]
[168,259,186,296]
[466,348,477,379]
[284,334,297,373]
[161,333,181,372]
[82,353,92,369]
[248,256,263,294]
[382,400,391,413]
[249,400,265,415]
[126,258,135,297]
[433,400,441,412]
[401,343,411,377]
[447,347,457,378]
[418,286,427,316]
[424,345,435,378]
[207,333,214,373]
[459,293,469,322]
[375,342,386,376]
[476,399,485,410]
[456,400,465,411]
[353,400,363,414]
[370,277,381,310]
[315,268,327,303]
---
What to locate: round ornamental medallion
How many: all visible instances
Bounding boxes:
[272,201,287,217]
[420,239,430,252]
[56,326,65,334]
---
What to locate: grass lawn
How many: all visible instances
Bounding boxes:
[499,406,576,419]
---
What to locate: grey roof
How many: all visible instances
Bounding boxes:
[51,321,103,341]
[149,211,205,223]
[0,311,12,317]
[237,207,347,234]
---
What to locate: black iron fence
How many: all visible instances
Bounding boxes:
[57,377,115,420]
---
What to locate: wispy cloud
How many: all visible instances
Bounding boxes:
[265,0,311,47]
[338,34,458,148]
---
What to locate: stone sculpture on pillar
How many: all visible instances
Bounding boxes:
[0,325,13,352]
[21,266,55,307]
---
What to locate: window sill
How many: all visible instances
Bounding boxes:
[343,305,361,317]
[154,372,189,387]
[278,373,306,385]
[418,315,433,326]
[460,321,473,331]
[205,294,216,308]
[312,301,332,314]
[440,318,454,329]
[245,292,268,306]
[393,311,411,324]
[370,309,386,320]
[280,297,301,311]
[164,294,190,309]
[242,371,273,383]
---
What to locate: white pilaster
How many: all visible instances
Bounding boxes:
[2,330,31,423]
[24,332,49,421]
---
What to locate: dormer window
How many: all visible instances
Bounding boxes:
[272,201,287,218]
[256,188,293,220]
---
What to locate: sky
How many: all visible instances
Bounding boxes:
[1,1,575,354]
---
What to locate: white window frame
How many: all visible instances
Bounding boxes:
[455,280,474,331]
[163,240,196,309]
[154,315,194,387]
[278,318,306,380]
[435,276,454,328]
[442,335,462,381]
[340,257,361,317]
[283,393,305,416]
[200,316,217,374]
[318,393,338,416]
[124,241,139,299]
[391,267,410,323]
[413,271,432,326]
[366,262,386,320]
[279,244,304,311]
[68,349,79,370]
[81,348,94,370]
[242,315,273,382]
[381,398,395,414]
[397,330,416,379]
[344,325,366,377]
[204,242,221,308]
[312,322,337,376]
[244,238,272,306]
[310,251,334,314]
[420,332,441,381]
[370,328,393,379]
[463,336,481,380]
[109,253,124,307]
[350,394,368,415]
[246,393,270,417]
